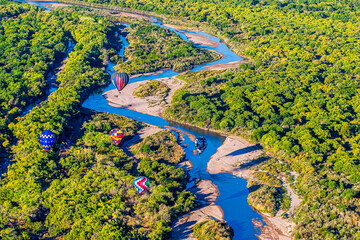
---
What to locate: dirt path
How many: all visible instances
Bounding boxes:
[284,173,301,215]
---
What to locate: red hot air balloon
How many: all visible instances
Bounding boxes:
[111,72,129,92]
[109,128,124,146]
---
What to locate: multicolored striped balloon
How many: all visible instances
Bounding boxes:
[111,72,129,92]
[134,176,150,194]
[109,128,124,146]
[39,130,56,152]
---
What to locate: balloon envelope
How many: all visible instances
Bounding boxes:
[134,176,150,194]
[39,130,55,151]
[109,128,124,146]
[195,137,207,154]
[111,72,129,92]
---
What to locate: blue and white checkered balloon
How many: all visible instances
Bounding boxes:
[39,130,55,152]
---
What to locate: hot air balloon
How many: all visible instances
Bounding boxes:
[109,128,124,146]
[195,137,207,155]
[39,130,56,152]
[111,72,129,92]
[134,176,150,194]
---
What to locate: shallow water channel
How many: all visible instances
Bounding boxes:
[17,1,265,238]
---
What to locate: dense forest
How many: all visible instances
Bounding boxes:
[0,2,198,239]
[57,0,360,238]
[42,117,194,239]
[2,0,360,239]
[0,2,68,153]
[116,22,219,74]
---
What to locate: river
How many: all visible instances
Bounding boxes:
[16,1,266,239]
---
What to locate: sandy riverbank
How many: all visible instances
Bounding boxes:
[204,60,247,71]
[255,213,295,240]
[163,24,218,48]
[103,77,184,117]
[179,31,219,47]
[41,2,71,9]
[207,136,262,177]
[208,136,299,239]
[41,1,156,22]
[170,180,224,240]
[163,24,195,31]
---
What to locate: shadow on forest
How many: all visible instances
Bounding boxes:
[248,184,261,193]
[171,219,197,239]
[0,156,10,177]
[238,155,270,170]
[121,134,142,161]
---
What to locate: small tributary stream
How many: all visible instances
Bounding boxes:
[16,1,266,238]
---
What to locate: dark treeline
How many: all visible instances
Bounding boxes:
[63,0,360,238]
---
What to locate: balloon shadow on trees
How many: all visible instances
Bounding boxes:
[224,144,262,157]
[238,155,270,170]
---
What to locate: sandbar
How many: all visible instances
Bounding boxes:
[103,77,184,117]
[170,180,223,240]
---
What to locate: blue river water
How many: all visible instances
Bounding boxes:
[17,1,265,238]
